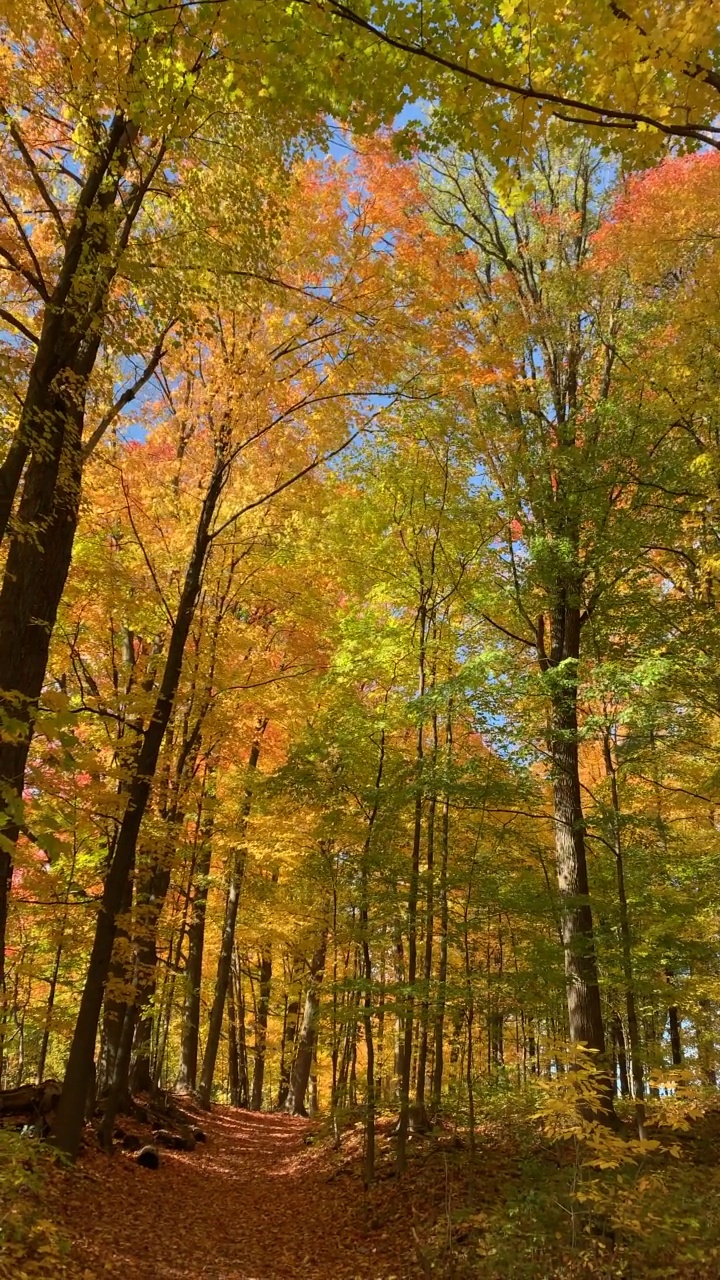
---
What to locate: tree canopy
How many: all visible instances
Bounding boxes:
[2,5,720,1277]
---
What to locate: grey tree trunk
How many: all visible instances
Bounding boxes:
[277,989,301,1109]
[360,724,385,1184]
[250,949,272,1111]
[431,707,452,1113]
[197,725,265,1108]
[602,731,645,1132]
[397,603,426,1172]
[539,600,613,1121]
[285,933,328,1117]
[177,800,215,1093]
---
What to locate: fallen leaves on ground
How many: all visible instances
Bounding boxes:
[45,1108,463,1280]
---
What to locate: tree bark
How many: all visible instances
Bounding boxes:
[177,797,215,1094]
[431,706,452,1113]
[360,724,385,1184]
[397,604,426,1172]
[53,449,229,1158]
[129,857,173,1097]
[285,932,328,1117]
[602,731,645,1132]
[250,948,272,1111]
[668,1005,683,1067]
[0,115,156,978]
[415,720,437,1111]
[228,950,249,1107]
[277,989,301,1109]
[197,725,265,1108]
[611,1013,630,1097]
[540,600,612,1120]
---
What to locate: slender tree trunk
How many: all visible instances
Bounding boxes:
[37,840,78,1082]
[431,706,452,1113]
[99,875,133,1096]
[415,732,436,1112]
[602,731,645,1132]
[376,955,386,1102]
[233,952,250,1107]
[98,997,137,1154]
[197,725,265,1109]
[177,796,215,1093]
[611,1013,630,1097]
[393,924,405,1092]
[360,725,385,1185]
[129,802,183,1096]
[285,932,328,1117]
[153,843,196,1089]
[250,948,272,1111]
[277,990,301,1109]
[53,450,229,1159]
[227,965,241,1106]
[397,603,426,1172]
[668,1005,683,1067]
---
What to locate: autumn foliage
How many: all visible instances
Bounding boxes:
[2,4,720,1277]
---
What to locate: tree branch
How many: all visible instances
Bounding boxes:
[322,1,720,148]
[82,322,175,459]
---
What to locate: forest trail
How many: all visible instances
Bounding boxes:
[53,1109,423,1280]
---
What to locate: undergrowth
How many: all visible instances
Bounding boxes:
[424,1061,720,1278]
[0,1132,71,1279]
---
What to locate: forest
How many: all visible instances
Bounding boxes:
[1,2,720,1278]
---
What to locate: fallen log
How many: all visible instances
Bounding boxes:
[0,1080,61,1133]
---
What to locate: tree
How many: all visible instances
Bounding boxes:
[323,1,720,154]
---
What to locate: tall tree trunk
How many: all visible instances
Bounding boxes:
[392,922,405,1099]
[99,875,134,1097]
[360,725,385,1185]
[0,406,84,985]
[177,794,215,1093]
[197,724,266,1109]
[98,996,137,1154]
[602,731,645,1132]
[415,714,437,1112]
[99,645,159,1094]
[611,1013,630,1098]
[228,950,249,1107]
[277,987,301,1109]
[228,965,241,1106]
[285,932,328,1117]
[668,1006,683,1068]
[129,857,173,1096]
[431,705,452,1114]
[250,948,272,1111]
[539,600,612,1119]
[37,839,78,1082]
[0,116,156,978]
[397,603,426,1172]
[53,449,229,1158]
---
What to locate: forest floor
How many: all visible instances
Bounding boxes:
[48,1106,462,1280]
[9,1098,720,1279]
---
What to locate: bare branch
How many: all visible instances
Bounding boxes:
[82,322,176,458]
[0,308,39,345]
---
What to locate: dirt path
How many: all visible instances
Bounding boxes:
[54,1109,422,1280]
